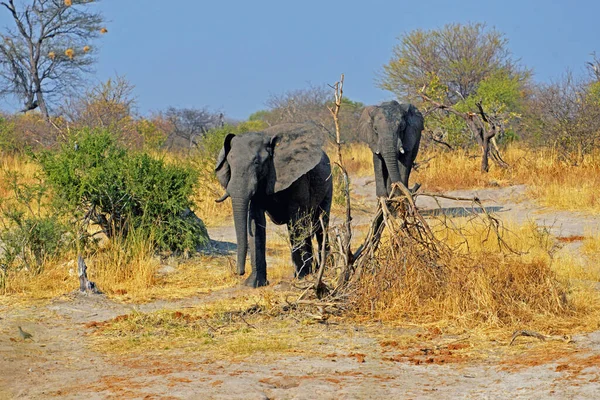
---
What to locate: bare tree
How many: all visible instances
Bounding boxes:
[265,85,332,125]
[261,85,364,142]
[524,72,600,161]
[60,75,136,127]
[163,107,223,150]
[587,52,600,82]
[0,0,105,119]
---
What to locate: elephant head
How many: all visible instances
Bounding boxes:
[214,123,325,276]
[359,100,424,190]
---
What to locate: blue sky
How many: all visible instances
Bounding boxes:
[2,0,599,119]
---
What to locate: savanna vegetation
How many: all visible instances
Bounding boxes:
[1,1,599,374]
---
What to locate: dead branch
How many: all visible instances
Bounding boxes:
[237,313,257,330]
[510,330,572,346]
[313,214,329,299]
[326,74,355,288]
[416,192,521,254]
[419,91,509,172]
[77,255,101,295]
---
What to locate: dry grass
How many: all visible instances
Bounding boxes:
[337,142,600,213]
[333,142,373,177]
[352,218,600,335]
[0,221,297,304]
[4,142,600,351]
[413,148,515,190]
[0,255,76,303]
[521,149,600,212]
[0,153,40,197]
[583,233,600,257]
[90,290,303,356]
[192,171,232,227]
[412,145,600,212]
[0,247,239,305]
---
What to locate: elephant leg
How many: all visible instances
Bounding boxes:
[373,153,389,197]
[288,219,313,278]
[245,206,268,287]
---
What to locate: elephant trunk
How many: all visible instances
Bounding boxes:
[383,149,402,189]
[231,197,249,275]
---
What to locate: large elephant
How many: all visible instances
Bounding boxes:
[359,100,424,197]
[214,123,332,288]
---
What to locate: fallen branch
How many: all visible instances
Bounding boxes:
[416,191,520,255]
[509,330,572,346]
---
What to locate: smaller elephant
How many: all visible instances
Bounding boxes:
[359,100,424,197]
[214,123,332,287]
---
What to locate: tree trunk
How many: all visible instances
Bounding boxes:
[481,141,490,172]
[35,89,49,120]
[78,255,101,294]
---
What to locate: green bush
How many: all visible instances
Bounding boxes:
[37,129,209,253]
[0,117,19,154]
[0,173,69,278]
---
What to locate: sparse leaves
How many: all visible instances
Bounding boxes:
[524,72,600,160]
[0,0,106,117]
[380,23,528,105]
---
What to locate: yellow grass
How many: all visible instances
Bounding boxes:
[583,233,600,256]
[90,290,301,356]
[353,218,600,334]
[192,168,233,227]
[338,142,600,212]
[3,143,600,342]
[335,142,373,177]
[0,154,40,197]
[0,247,241,304]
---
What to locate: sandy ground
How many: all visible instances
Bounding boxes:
[1,179,600,399]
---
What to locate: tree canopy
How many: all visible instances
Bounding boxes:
[379,22,529,105]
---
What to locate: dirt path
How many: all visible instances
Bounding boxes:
[1,182,600,399]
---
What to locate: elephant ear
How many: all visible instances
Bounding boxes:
[358,106,380,154]
[214,133,235,189]
[263,122,325,194]
[403,104,425,148]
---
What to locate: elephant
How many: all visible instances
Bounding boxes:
[214,122,332,288]
[358,100,424,197]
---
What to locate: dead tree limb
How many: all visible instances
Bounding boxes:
[509,330,572,346]
[77,255,101,294]
[326,74,355,288]
[419,92,509,172]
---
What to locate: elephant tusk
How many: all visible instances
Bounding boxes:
[215,192,230,203]
[399,147,405,154]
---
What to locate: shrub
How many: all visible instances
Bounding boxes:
[0,172,69,282]
[36,129,208,253]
